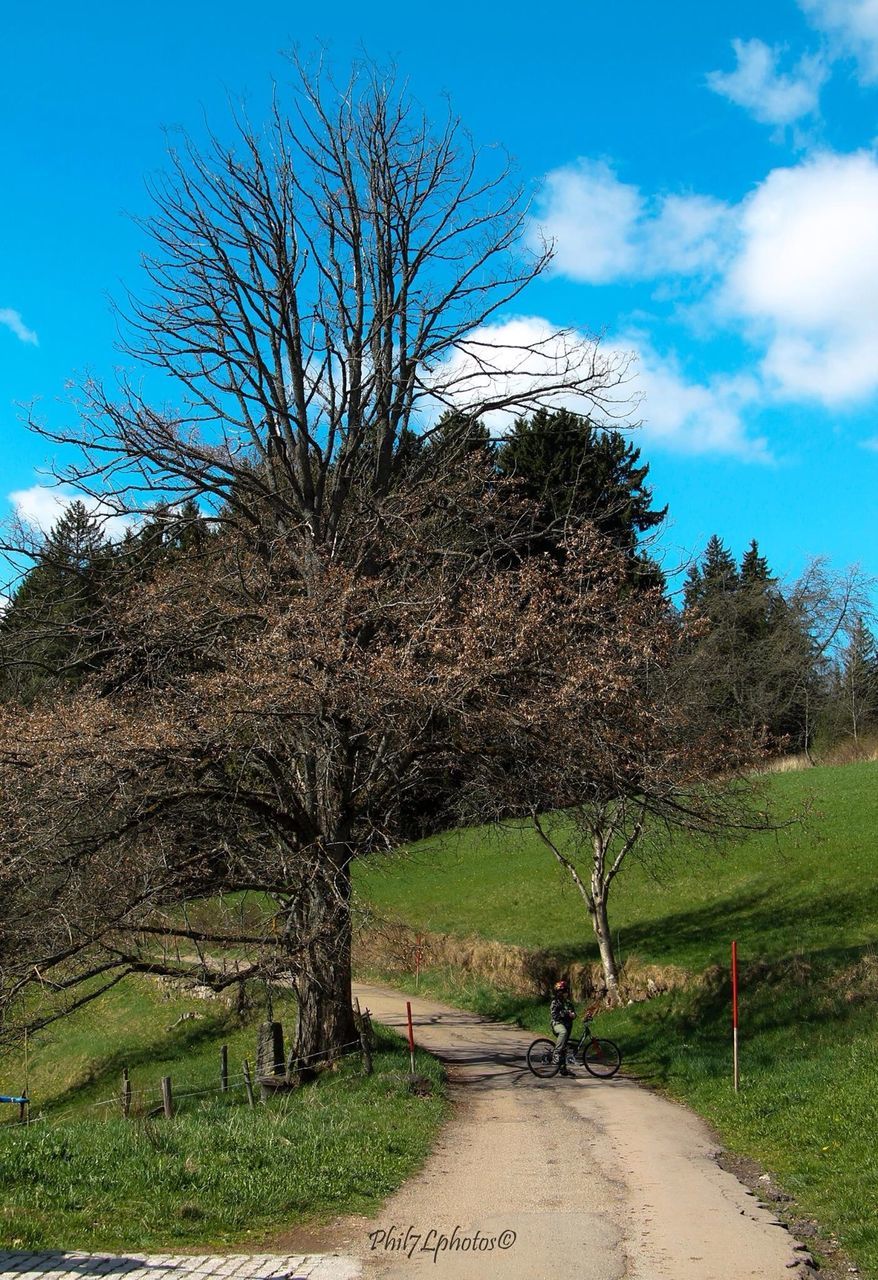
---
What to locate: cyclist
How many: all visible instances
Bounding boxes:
[550,978,575,1076]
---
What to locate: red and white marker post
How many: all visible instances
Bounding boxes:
[731,939,739,1093]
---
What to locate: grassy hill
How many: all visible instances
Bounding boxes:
[356,761,878,1278]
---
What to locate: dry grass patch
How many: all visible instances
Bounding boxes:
[356,919,691,1004]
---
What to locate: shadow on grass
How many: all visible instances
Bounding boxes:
[543,879,878,973]
[610,935,878,1085]
[29,1005,258,1118]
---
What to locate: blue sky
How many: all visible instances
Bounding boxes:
[1,0,877,600]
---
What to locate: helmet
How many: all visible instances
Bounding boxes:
[553,979,569,992]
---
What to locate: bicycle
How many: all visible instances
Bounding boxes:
[526,1003,622,1079]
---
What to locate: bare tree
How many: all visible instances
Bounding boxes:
[786,560,874,755]
[33,60,628,562]
[488,598,775,1003]
[0,506,674,1051]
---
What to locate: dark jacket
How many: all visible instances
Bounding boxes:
[550,994,575,1027]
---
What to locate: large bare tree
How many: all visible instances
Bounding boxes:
[2,61,635,1060]
[36,60,628,563]
[0,499,674,1054]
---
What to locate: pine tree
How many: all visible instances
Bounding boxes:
[740,539,770,584]
[738,540,776,644]
[425,411,494,459]
[838,616,878,741]
[683,562,702,611]
[682,536,818,751]
[700,535,739,595]
[495,408,666,579]
[0,501,111,702]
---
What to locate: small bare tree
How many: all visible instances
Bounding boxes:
[487,598,776,1003]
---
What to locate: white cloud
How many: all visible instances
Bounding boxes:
[723,150,878,404]
[8,486,132,541]
[707,38,826,127]
[0,308,38,346]
[648,194,736,275]
[431,316,767,461]
[860,435,878,450]
[529,161,733,285]
[539,145,878,410]
[529,160,643,284]
[629,345,769,461]
[428,315,634,431]
[799,0,878,82]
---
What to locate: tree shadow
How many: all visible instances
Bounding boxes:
[615,932,878,1078]
[549,878,878,972]
[28,1008,246,1117]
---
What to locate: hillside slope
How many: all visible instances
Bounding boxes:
[355,762,878,1279]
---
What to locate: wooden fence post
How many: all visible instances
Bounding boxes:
[242,1059,255,1107]
[257,1022,285,1078]
[220,1044,229,1093]
[257,1021,285,1100]
[161,1075,174,1119]
[353,998,373,1076]
[121,1067,131,1119]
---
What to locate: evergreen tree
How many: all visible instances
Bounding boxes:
[738,539,777,644]
[837,616,878,741]
[0,502,111,702]
[681,536,817,750]
[740,539,770,584]
[425,411,494,460]
[495,408,666,579]
[701,535,739,595]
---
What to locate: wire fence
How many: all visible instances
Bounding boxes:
[0,1035,367,1132]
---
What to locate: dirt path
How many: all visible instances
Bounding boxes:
[329,983,805,1280]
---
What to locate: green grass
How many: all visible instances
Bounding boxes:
[355,761,878,1278]
[358,764,878,968]
[0,979,447,1251]
[2,977,269,1119]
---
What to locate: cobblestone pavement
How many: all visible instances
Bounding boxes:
[0,1254,360,1280]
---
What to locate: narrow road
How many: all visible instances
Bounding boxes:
[344,983,802,1280]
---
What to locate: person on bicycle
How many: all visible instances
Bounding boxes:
[550,978,575,1076]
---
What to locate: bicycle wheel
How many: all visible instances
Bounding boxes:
[581,1037,622,1078]
[527,1038,561,1078]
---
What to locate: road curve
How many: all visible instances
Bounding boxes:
[347,982,800,1280]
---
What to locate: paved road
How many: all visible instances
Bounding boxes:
[346,983,804,1280]
[0,1253,359,1280]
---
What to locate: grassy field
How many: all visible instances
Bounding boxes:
[356,761,878,1278]
[0,978,446,1251]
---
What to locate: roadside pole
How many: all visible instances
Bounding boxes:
[732,939,739,1094]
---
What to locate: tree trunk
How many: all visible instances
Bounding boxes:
[289,856,357,1075]
[591,894,621,1005]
